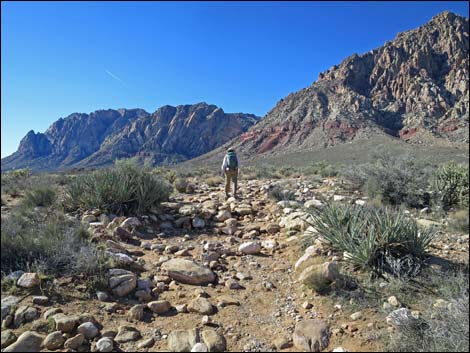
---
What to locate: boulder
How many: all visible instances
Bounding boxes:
[114,326,141,343]
[3,331,43,352]
[147,300,172,314]
[128,305,145,321]
[168,329,199,352]
[293,320,330,352]
[201,330,226,352]
[188,298,214,315]
[108,269,137,297]
[96,337,114,352]
[43,331,65,350]
[162,259,215,285]
[53,314,78,333]
[238,241,261,255]
[16,273,40,288]
[77,322,99,339]
[1,330,17,349]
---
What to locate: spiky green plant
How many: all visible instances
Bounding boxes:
[64,159,171,214]
[305,204,435,276]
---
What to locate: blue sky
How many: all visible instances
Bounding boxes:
[1,1,469,157]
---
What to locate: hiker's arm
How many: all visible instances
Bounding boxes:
[221,156,227,172]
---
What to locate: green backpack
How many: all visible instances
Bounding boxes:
[227,152,238,170]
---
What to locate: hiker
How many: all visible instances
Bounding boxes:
[221,148,239,198]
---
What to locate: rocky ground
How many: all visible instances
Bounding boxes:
[1,176,468,352]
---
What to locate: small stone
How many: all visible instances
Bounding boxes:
[1,330,17,349]
[128,305,145,321]
[96,337,114,352]
[238,241,262,255]
[188,298,214,315]
[77,322,99,340]
[273,337,292,350]
[388,296,399,307]
[302,302,313,310]
[191,342,209,352]
[32,296,49,305]
[293,319,330,352]
[3,331,43,352]
[201,329,226,352]
[54,314,78,333]
[147,300,172,314]
[16,273,40,288]
[138,337,155,349]
[43,331,65,350]
[64,333,85,350]
[115,326,141,343]
[350,312,362,321]
[175,304,188,313]
[201,315,212,325]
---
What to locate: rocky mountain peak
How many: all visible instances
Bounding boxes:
[230,11,468,156]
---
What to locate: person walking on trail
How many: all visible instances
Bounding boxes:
[221,148,239,199]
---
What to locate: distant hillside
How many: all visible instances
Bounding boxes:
[1,103,259,172]
[207,11,468,160]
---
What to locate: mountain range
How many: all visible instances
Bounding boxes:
[2,11,468,172]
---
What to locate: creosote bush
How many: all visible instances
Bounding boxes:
[1,207,108,283]
[268,184,296,201]
[1,168,33,197]
[305,204,435,277]
[64,159,171,215]
[342,150,433,208]
[22,186,57,207]
[386,270,469,352]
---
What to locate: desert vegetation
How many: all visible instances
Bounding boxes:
[0,156,468,352]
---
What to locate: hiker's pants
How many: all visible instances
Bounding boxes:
[225,169,238,196]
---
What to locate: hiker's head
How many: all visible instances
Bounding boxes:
[227,148,235,153]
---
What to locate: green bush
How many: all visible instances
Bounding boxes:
[386,270,469,352]
[1,168,32,196]
[447,209,469,233]
[305,204,435,277]
[431,163,469,210]
[1,207,108,281]
[22,186,57,207]
[342,150,432,208]
[308,161,338,177]
[268,184,296,201]
[174,177,189,193]
[64,159,171,214]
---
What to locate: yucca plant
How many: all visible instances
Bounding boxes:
[64,159,171,214]
[305,204,435,277]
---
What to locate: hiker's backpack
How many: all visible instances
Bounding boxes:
[227,152,238,170]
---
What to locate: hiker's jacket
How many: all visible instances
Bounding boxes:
[221,154,240,172]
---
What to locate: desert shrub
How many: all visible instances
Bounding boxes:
[64,159,171,214]
[1,207,108,281]
[342,150,432,208]
[386,270,469,352]
[447,209,469,233]
[21,186,57,207]
[305,204,435,277]
[206,176,223,187]
[1,168,33,196]
[308,161,338,177]
[268,184,296,201]
[174,177,189,193]
[431,163,469,210]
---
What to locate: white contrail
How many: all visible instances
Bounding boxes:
[105,69,124,83]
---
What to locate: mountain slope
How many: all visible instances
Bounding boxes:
[225,11,469,156]
[1,103,259,171]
